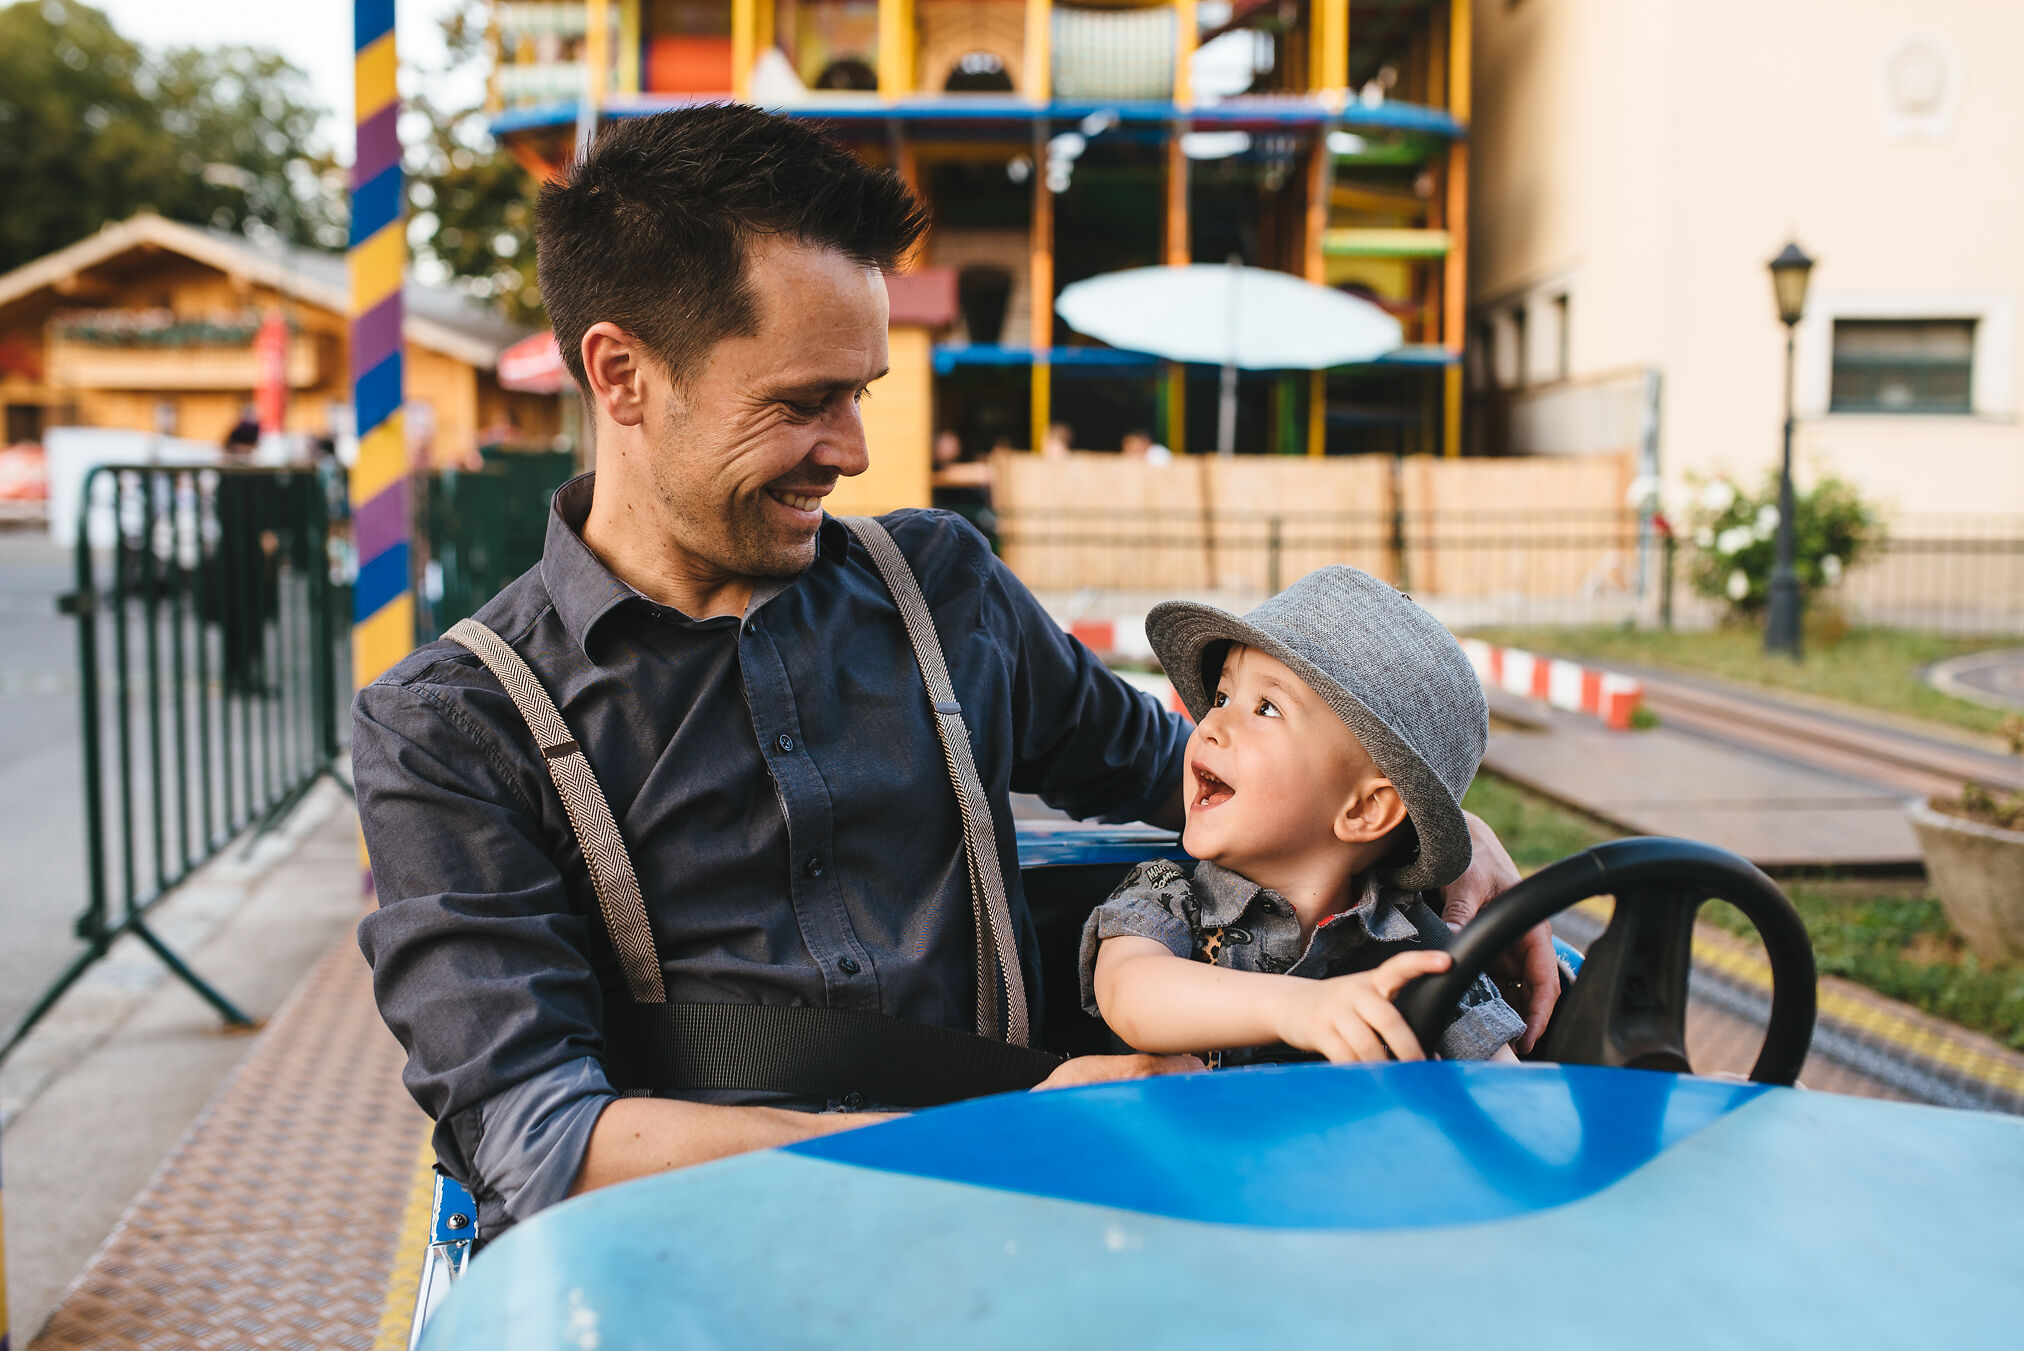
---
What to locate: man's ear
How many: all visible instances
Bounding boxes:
[580,322,652,429]
[1334,778,1408,846]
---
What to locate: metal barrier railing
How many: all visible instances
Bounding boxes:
[0,464,346,1062]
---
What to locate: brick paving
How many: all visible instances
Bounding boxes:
[26,931,428,1351]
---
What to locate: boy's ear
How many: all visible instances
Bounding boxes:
[1334,778,1408,846]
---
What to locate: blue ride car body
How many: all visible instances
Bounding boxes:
[417,824,2024,1349]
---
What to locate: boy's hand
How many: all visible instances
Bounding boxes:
[1271,949,1453,1063]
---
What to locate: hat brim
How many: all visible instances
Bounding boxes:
[1146,600,1472,893]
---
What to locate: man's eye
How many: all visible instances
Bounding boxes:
[784,401,823,420]
[1255,699,1281,718]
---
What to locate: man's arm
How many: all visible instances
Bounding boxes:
[1438,810,1560,1051]
[569,1099,891,1195]
[356,673,876,1224]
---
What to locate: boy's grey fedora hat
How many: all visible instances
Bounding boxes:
[1147,566,1487,892]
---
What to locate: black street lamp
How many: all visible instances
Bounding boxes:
[1764,241,1814,658]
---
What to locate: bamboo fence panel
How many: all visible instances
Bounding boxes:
[992,451,1211,589]
[1397,452,1636,599]
[1200,455,1397,590]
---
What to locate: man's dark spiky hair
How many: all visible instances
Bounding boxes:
[534,105,929,390]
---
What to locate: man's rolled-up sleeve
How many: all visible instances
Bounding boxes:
[352,675,615,1231]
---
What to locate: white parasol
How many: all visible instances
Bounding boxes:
[1055,260,1403,454]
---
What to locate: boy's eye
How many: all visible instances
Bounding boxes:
[1254,698,1282,719]
[1211,691,1230,709]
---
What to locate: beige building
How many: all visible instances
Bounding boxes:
[1467,0,2024,523]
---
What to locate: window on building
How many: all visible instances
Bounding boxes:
[5,404,43,444]
[1552,293,1571,382]
[1469,317,1494,391]
[1830,319,1974,413]
[1506,305,1528,389]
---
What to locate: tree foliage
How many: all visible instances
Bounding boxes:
[404,1,545,324]
[0,0,344,274]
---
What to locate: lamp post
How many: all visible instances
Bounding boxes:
[1763,241,1814,658]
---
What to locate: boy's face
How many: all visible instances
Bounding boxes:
[1181,645,1380,877]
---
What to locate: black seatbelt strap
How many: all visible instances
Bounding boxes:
[605,1003,1060,1108]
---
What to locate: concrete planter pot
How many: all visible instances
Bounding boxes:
[1909,800,2024,963]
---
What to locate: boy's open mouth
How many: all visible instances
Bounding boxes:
[1192,762,1235,809]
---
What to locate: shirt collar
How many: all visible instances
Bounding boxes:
[540,472,851,658]
[1313,873,1423,943]
[1189,860,1278,926]
[1191,860,1419,943]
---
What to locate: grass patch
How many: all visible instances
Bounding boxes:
[1467,770,2024,1052]
[1469,624,2013,738]
[1462,771,1616,873]
[1705,895,2024,1053]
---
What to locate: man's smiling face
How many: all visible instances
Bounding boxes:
[644,233,890,583]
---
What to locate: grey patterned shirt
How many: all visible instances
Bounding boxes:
[1080,858,1524,1064]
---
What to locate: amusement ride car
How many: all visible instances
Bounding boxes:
[409,825,2024,1348]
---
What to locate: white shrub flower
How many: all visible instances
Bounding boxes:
[1821,554,1843,583]
[1625,474,1661,509]
[1727,569,1750,601]
[1699,479,1737,514]
[1754,504,1780,537]
[1716,525,1755,556]
[1694,526,1716,549]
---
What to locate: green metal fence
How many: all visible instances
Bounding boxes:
[412,448,575,642]
[0,464,345,1062]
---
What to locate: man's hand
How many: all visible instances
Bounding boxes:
[1440,811,1559,1053]
[1033,1051,1204,1091]
[1270,949,1451,1063]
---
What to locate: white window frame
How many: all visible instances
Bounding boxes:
[1796,291,2016,420]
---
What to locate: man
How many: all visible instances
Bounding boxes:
[355,106,1557,1243]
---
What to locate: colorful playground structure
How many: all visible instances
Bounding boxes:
[482,0,1477,507]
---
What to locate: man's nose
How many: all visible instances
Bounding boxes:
[814,403,871,478]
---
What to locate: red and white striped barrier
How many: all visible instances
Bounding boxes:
[1460,638,1644,730]
[1065,616,1154,664]
[1065,615,1642,731]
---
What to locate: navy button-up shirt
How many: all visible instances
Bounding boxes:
[354,476,1188,1237]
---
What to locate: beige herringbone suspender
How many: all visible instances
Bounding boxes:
[445,619,668,1006]
[841,516,1030,1048]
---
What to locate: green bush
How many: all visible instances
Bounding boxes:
[1683,472,1883,620]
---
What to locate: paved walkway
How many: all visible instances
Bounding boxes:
[1483,692,1926,872]
[1929,648,2024,714]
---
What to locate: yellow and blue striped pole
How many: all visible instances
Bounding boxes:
[1,1135,10,1351]
[351,0,413,694]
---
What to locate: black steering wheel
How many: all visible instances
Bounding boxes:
[1396,837,1818,1085]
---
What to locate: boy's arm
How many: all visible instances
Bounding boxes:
[1093,936,1452,1063]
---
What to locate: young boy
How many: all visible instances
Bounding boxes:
[1081,566,1525,1066]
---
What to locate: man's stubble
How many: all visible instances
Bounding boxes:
[649,396,820,584]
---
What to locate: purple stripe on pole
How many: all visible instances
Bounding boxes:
[353,104,401,188]
[350,294,404,385]
[354,477,411,565]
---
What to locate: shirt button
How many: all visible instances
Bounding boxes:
[839,956,861,975]
[805,855,825,877]
[776,733,794,753]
